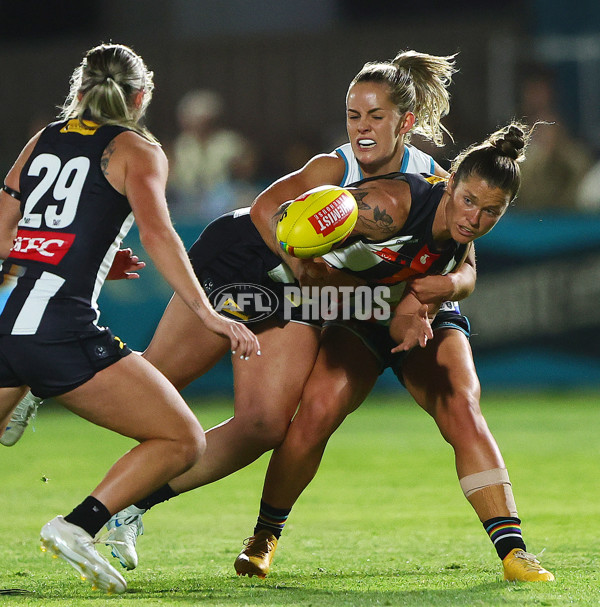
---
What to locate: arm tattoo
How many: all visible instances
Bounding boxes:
[273,201,291,222]
[354,189,370,211]
[372,206,394,227]
[101,140,117,177]
[271,200,293,230]
[353,188,397,235]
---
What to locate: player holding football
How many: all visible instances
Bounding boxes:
[232,122,554,583]
[97,50,481,572]
[5,50,552,582]
[107,120,551,584]
[232,54,553,582]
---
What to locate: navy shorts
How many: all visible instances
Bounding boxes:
[326,309,471,384]
[188,209,317,327]
[0,326,131,399]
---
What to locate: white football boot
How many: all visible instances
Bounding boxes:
[40,516,127,594]
[1,391,42,446]
[103,505,145,570]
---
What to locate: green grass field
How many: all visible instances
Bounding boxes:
[1,390,599,606]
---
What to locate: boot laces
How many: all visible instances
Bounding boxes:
[12,400,38,426]
[243,534,275,558]
[513,549,546,570]
[95,531,127,549]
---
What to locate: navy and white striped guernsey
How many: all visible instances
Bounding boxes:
[323,173,468,314]
[0,119,134,336]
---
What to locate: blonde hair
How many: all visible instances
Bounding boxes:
[350,50,457,146]
[60,43,157,143]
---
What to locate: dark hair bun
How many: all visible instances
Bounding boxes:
[492,125,525,160]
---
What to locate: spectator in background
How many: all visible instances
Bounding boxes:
[283,135,325,174]
[202,138,266,221]
[167,89,250,222]
[516,65,593,212]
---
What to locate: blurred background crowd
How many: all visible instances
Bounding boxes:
[1,0,598,393]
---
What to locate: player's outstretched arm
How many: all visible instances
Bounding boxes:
[122,133,260,358]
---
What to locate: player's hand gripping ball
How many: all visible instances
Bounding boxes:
[276,186,358,258]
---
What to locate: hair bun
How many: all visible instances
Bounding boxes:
[493,125,526,160]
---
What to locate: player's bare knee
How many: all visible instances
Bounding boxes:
[233,400,292,448]
[293,396,346,447]
[435,391,486,445]
[172,423,206,471]
[179,435,206,472]
[242,414,288,449]
[261,419,289,449]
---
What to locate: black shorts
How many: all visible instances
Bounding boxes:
[326,310,471,384]
[188,209,315,326]
[0,326,132,399]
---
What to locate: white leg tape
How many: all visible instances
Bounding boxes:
[459,467,511,498]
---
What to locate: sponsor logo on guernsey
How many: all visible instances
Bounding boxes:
[308,195,354,237]
[439,301,460,313]
[424,175,447,185]
[60,119,100,135]
[373,244,444,286]
[411,245,440,273]
[374,247,401,264]
[10,229,75,264]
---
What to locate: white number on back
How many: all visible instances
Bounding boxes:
[19,153,90,229]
